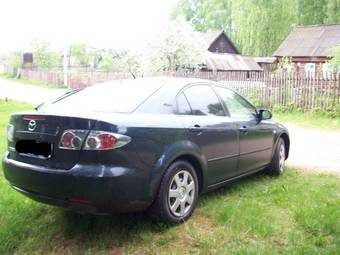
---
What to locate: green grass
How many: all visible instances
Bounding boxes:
[0,73,67,89]
[273,110,340,130]
[0,100,339,254]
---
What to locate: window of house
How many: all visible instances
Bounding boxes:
[305,63,316,77]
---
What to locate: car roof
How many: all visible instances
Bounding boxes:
[95,76,221,91]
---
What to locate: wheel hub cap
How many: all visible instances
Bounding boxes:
[179,187,185,199]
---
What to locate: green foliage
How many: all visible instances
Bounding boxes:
[324,0,340,23]
[273,106,340,129]
[30,40,61,68]
[297,0,327,25]
[96,50,140,73]
[70,44,90,66]
[330,45,340,72]
[172,0,340,56]
[70,44,101,68]
[98,51,114,71]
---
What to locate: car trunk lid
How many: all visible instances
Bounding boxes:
[8,113,97,170]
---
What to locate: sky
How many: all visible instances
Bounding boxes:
[0,0,178,53]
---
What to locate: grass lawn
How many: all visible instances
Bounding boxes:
[0,73,67,89]
[273,110,340,130]
[0,100,339,254]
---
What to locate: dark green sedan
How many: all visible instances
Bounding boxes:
[3,77,289,223]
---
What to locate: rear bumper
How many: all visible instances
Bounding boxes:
[2,153,152,213]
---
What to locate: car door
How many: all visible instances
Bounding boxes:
[176,84,239,185]
[215,86,275,174]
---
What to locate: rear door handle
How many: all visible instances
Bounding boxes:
[239,126,248,133]
[189,124,203,133]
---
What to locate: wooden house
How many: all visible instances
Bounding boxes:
[273,24,340,75]
[200,31,262,72]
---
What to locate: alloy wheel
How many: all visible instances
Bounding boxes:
[168,170,195,217]
[279,143,285,172]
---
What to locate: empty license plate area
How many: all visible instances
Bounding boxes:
[15,140,53,159]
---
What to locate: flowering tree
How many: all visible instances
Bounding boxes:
[142,19,205,72]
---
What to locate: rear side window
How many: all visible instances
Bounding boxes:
[184,85,225,116]
[41,79,162,113]
[176,93,192,115]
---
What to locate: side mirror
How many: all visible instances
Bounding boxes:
[259,109,272,121]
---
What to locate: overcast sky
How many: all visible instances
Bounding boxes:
[0,0,178,53]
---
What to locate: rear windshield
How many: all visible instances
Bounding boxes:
[41,79,163,113]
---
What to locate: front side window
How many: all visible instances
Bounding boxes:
[184,85,225,116]
[216,87,256,119]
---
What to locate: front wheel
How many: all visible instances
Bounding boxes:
[266,138,286,176]
[148,160,199,224]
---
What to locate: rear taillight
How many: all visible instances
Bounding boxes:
[59,130,88,150]
[58,130,131,150]
[84,131,131,150]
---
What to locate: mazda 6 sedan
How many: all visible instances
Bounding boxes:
[3,77,289,223]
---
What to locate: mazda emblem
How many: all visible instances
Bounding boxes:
[28,120,37,131]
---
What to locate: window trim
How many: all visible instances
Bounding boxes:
[175,92,193,115]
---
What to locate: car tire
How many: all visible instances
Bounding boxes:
[148,160,199,224]
[266,138,286,176]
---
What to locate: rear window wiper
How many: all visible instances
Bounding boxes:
[35,89,83,111]
[51,89,83,104]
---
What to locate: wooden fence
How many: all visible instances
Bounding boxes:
[173,71,340,111]
[3,67,340,112]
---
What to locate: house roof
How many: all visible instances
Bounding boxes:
[204,52,262,71]
[274,24,340,57]
[200,31,223,46]
[253,57,277,64]
[199,30,239,54]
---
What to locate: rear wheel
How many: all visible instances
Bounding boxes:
[148,160,199,224]
[267,138,286,176]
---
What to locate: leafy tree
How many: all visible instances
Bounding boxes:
[141,18,205,72]
[30,40,61,68]
[98,50,114,71]
[171,0,233,34]
[172,0,339,56]
[297,0,327,25]
[324,0,340,23]
[71,44,90,66]
[69,44,102,68]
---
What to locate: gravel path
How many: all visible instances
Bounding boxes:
[0,78,66,105]
[285,124,340,174]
